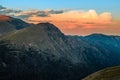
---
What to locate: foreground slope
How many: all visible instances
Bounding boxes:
[83,66,120,80]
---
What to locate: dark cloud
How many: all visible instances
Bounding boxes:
[14,15,30,20]
[0,6,65,20]
[36,13,49,17]
[0,5,65,20]
[0,5,22,16]
[47,10,64,14]
[0,5,6,9]
[13,10,64,20]
[0,9,21,14]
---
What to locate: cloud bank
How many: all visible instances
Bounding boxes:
[0,5,119,35]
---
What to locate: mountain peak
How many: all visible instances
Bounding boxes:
[85,33,108,38]
[0,15,32,30]
[0,15,11,21]
[37,22,52,25]
[36,22,58,30]
[0,15,32,35]
[36,22,63,34]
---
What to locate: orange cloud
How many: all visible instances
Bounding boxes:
[25,9,120,35]
[28,9,112,29]
[28,10,112,23]
[1,5,119,35]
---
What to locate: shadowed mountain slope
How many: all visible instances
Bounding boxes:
[0,15,31,35]
[0,16,120,80]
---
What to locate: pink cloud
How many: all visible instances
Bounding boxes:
[28,9,112,29]
[26,9,120,35]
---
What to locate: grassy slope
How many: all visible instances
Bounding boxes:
[83,66,120,80]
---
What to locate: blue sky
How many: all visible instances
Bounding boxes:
[0,0,119,10]
[0,0,120,19]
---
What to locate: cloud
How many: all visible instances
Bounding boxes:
[0,5,6,9]
[28,9,112,29]
[28,9,112,23]
[27,9,115,35]
[14,10,64,21]
[1,5,118,35]
[0,5,64,20]
[0,9,21,14]
[0,5,22,16]
[16,9,51,19]
[0,5,112,25]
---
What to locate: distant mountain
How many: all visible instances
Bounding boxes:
[0,16,120,80]
[83,33,120,62]
[0,15,32,35]
[85,34,120,50]
[83,66,120,80]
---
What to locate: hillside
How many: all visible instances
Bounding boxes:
[0,16,120,80]
[0,15,31,35]
[83,66,120,80]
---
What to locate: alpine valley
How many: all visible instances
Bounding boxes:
[0,15,120,80]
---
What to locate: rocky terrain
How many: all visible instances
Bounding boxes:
[0,15,120,80]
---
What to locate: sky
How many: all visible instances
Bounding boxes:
[0,0,120,35]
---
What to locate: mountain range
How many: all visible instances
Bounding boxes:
[0,15,120,80]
